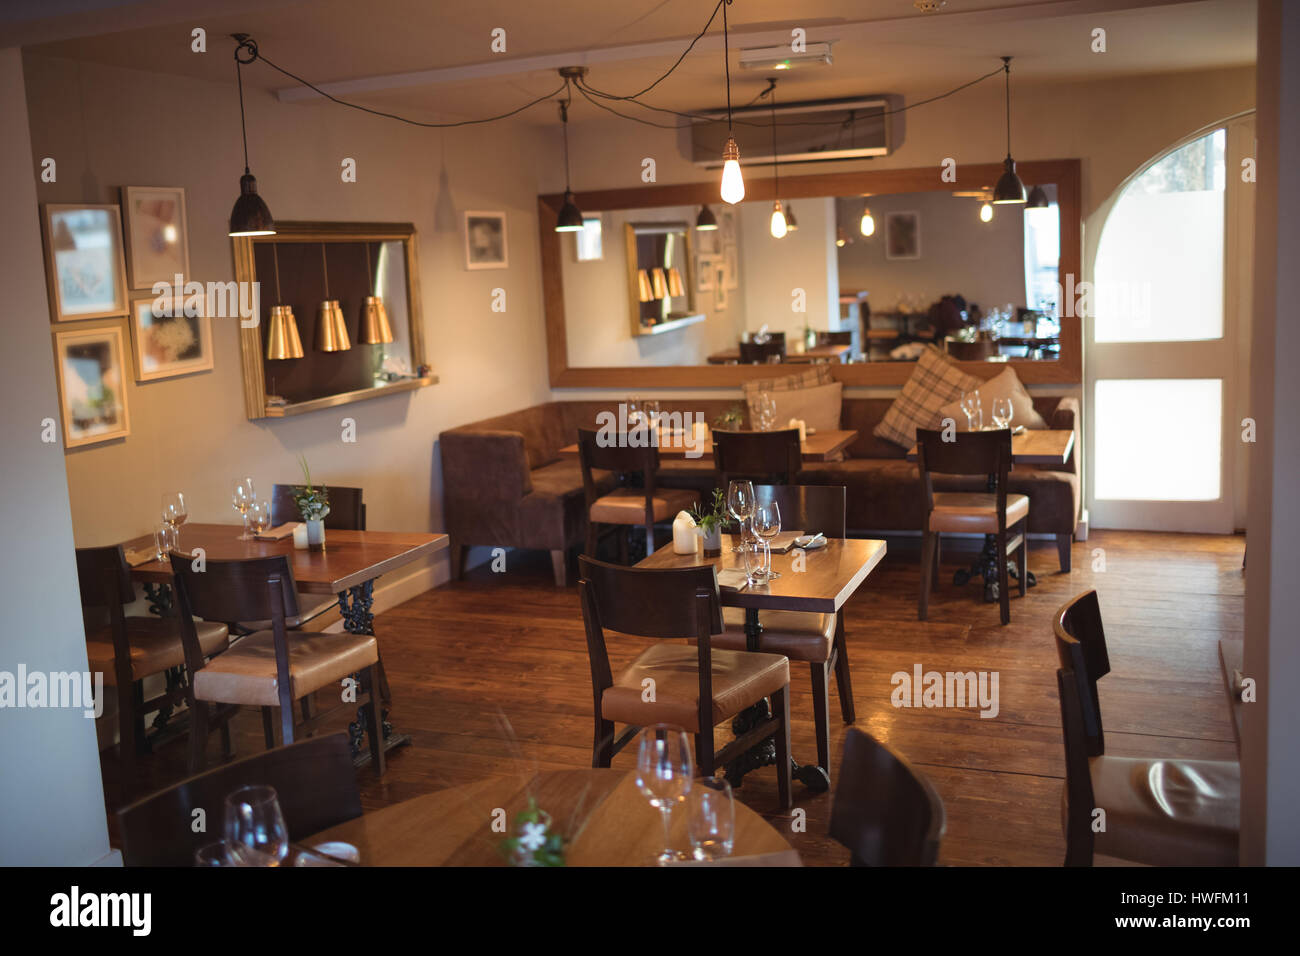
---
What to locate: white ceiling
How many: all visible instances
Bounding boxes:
[19,0,1256,125]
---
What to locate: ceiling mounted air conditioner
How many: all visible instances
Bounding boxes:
[690,96,898,167]
[738,42,834,71]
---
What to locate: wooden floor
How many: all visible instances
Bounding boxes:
[104,529,1244,866]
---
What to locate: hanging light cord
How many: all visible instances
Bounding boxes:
[723,0,734,133]
[769,83,779,196]
[560,79,574,193]
[320,243,330,299]
[234,37,257,174]
[272,242,282,302]
[1003,56,1013,157]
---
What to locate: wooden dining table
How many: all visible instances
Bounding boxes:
[559,428,859,462]
[706,344,852,365]
[308,768,799,866]
[639,533,887,791]
[123,523,447,764]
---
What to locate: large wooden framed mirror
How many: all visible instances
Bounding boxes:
[539,159,1081,387]
[232,221,434,420]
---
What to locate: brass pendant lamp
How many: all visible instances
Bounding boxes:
[358,242,393,345]
[315,243,350,352]
[264,243,303,360]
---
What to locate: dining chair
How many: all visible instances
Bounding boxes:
[578,427,698,562]
[712,484,854,783]
[816,330,853,348]
[75,545,231,798]
[169,552,385,775]
[117,732,360,866]
[712,428,802,489]
[577,555,793,809]
[738,335,786,364]
[261,483,367,629]
[1054,590,1239,866]
[916,426,1028,625]
[828,728,945,866]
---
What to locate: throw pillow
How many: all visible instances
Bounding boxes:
[873,346,982,448]
[770,381,843,435]
[742,364,834,424]
[937,367,1048,431]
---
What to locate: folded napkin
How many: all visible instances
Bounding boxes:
[255,522,299,541]
[716,568,750,591]
[124,546,158,567]
[763,531,807,554]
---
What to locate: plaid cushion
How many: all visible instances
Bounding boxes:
[874,346,983,448]
[742,365,834,423]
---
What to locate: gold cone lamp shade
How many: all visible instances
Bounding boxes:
[265,305,304,359]
[651,268,668,300]
[360,295,393,344]
[667,267,685,298]
[316,299,351,352]
[637,269,654,303]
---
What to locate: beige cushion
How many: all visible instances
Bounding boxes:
[742,365,834,424]
[590,487,698,525]
[874,346,983,448]
[86,617,229,685]
[715,607,835,663]
[929,492,1029,533]
[769,381,843,435]
[1070,756,1239,866]
[937,367,1048,431]
[192,630,378,707]
[601,643,789,733]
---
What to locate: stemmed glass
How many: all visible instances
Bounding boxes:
[959,392,983,431]
[223,785,289,866]
[634,725,694,865]
[232,477,256,540]
[727,479,754,553]
[162,492,188,549]
[687,776,736,861]
[755,391,777,431]
[991,397,1014,431]
[753,500,782,581]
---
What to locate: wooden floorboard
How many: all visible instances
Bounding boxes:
[101,529,1244,867]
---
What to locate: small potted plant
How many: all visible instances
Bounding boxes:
[293,455,331,552]
[689,488,728,557]
[713,403,745,431]
[498,796,567,867]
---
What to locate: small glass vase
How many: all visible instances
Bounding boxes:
[305,518,326,552]
[700,527,722,558]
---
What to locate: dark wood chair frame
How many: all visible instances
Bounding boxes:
[829,727,946,866]
[916,427,1027,626]
[713,428,802,489]
[117,732,361,866]
[738,333,787,364]
[169,552,384,776]
[577,555,792,809]
[578,427,675,562]
[75,545,230,798]
[269,483,367,532]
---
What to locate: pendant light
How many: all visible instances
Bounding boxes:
[651,268,668,300]
[992,56,1027,204]
[1026,184,1049,208]
[555,96,584,231]
[667,267,685,298]
[859,202,875,237]
[696,205,719,231]
[228,36,275,237]
[637,270,654,303]
[767,80,787,238]
[718,2,745,204]
[264,243,303,360]
[315,243,350,352]
[835,227,851,248]
[980,201,994,223]
[785,204,798,232]
[358,242,393,345]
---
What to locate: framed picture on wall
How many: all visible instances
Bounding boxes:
[128,292,213,382]
[464,211,508,269]
[696,253,719,293]
[52,324,131,448]
[885,211,921,261]
[713,264,729,311]
[121,186,191,289]
[40,204,130,322]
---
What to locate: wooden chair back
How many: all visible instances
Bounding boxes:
[577,427,662,522]
[271,484,366,531]
[916,426,1013,530]
[1054,590,1109,756]
[816,330,853,347]
[739,335,786,364]
[829,728,946,866]
[713,428,802,487]
[753,484,846,538]
[74,545,135,610]
[117,732,361,866]
[1057,666,1098,866]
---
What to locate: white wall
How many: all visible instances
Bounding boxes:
[0,47,114,867]
[738,197,838,341]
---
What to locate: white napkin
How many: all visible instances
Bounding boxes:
[716,568,750,591]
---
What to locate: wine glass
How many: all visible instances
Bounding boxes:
[755,391,777,431]
[634,725,694,865]
[727,479,755,553]
[249,499,272,536]
[223,785,289,866]
[155,522,178,562]
[753,500,782,581]
[194,842,231,867]
[687,776,735,861]
[991,397,1014,431]
[232,477,256,540]
[162,492,188,548]
[959,392,983,432]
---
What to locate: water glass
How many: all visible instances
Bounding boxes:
[224,785,290,866]
[753,500,782,581]
[194,842,231,867]
[959,392,983,431]
[727,479,755,553]
[249,499,272,535]
[155,523,178,561]
[687,776,736,861]
[991,397,1014,430]
[634,725,694,865]
[755,391,777,431]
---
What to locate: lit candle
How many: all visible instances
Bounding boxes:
[292,523,309,550]
[672,511,698,554]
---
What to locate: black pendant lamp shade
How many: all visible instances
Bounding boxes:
[696,205,719,230]
[1026,184,1049,208]
[228,36,275,237]
[554,96,585,232]
[992,56,1026,205]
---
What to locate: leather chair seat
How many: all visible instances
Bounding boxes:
[601,643,789,733]
[589,487,699,525]
[86,618,229,685]
[192,630,378,707]
[1063,756,1239,866]
[929,492,1029,534]
[715,607,834,663]
[239,593,339,631]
